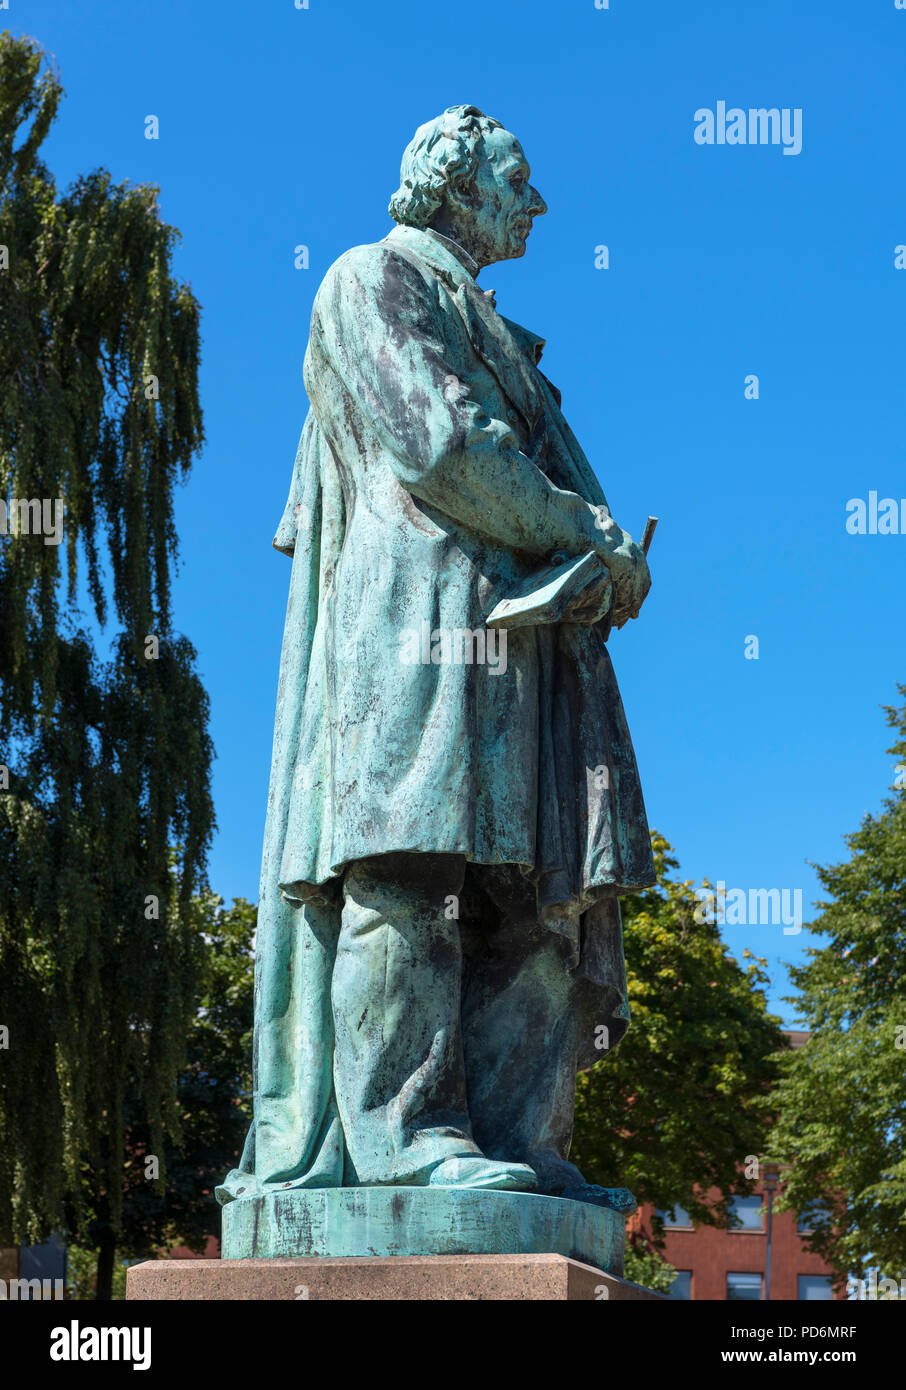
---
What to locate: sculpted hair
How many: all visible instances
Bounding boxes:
[389,105,503,228]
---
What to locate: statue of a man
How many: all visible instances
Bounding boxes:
[218,105,654,1210]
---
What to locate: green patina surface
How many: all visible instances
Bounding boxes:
[221,1188,633,1274]
[219,107,654,1259]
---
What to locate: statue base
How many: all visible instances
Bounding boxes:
[126,1253,663,1301]
[219,1187,632,1274]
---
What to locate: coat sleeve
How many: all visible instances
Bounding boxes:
[305,244,607,560]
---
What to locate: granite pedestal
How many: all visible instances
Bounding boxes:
[127,1252,663,1301]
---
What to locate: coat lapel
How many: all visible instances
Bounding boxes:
[450,282,546,429]
[381,227,607,508]
[383,225,546,431]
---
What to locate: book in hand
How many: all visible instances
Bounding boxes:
[485,551,611,630]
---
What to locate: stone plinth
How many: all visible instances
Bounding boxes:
[220,1186,631,1274]
[127,1253,663,1301]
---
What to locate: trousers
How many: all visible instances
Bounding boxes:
[330,851,595,1190]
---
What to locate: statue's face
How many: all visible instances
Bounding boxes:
[460,128,547,266]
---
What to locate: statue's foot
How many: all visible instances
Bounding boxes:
[520,1150,637,1212]
[524,1151,587,1195]
[427,1156,538,1191]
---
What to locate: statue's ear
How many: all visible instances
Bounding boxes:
[445,171,479,216]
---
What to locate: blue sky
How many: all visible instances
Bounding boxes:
[16,0,906,1025]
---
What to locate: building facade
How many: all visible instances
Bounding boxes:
[628,1032,844,1300]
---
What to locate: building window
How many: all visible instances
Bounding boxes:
[667,1270,692,1300]
[19,1237,65,1283]
[797,1202,829,1234]
[655,1205,693,1229]
[727,1272,763,1300]
[728,1195,764,1231]
[798,1275,833,1300]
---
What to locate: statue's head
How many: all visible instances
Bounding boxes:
[389,105,547,269]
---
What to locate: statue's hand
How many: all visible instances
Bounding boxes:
[590,510,651,622]
[611,561,651,626]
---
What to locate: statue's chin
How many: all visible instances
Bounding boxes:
[494,236,529,263]
[479,234,530,267]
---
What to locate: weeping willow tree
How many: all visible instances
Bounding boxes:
[0,33,215,1295]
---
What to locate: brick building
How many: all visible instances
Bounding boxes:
[629,1031,845,1300]
[629,1193,843,1300]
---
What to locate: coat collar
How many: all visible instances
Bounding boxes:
[384,223,479,286]
[382,224,547,426]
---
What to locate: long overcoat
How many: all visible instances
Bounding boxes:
[217,224,655,1200]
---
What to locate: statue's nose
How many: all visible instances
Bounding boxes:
[529,187,548,217]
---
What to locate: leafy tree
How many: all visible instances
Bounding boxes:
[64,1244,129,1302]
[770,687,906,1282]
[0,32,214,1296]
[623,1241,676,1295]
[572,832,787,1269]
[65,896,255,1297]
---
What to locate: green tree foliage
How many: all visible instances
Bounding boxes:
[622,1241,676,1295]
[65,1244,129,1301]
[770,688,906,1282]
[0,32,214,1280]
[572,833,786,1267]
[65,895,255,1297]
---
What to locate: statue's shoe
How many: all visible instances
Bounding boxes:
[427,1156,538,1191]
[524,1151,586,1193]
